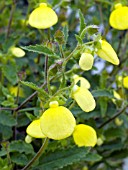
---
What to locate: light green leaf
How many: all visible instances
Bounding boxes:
[79,10,86,35]
[20,81,49,98]
[21,44,58,57]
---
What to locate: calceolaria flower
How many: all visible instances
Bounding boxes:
[73,74,90,89]
[97,40,119,65]
[40,101,76,140]
[28,3,58,29]
[109,3,128,30]
[11,47,25,58]
[123,76,128,89]
[79,53,94,71]
[72,85,96,112]
[26,119,46,138]
[73,124,97,147]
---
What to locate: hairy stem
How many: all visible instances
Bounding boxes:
[21,138,49,170]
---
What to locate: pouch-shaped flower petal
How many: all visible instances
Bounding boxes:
[109,3,128,30]
[73,124,97,147]
[73,75,90,89]
[72,85,96,112]
[28,3,58,29]
[26,119,46,138]
[123,76,128,89]
[79,53,94,71]
[40,101,76,140]
[97,40,119,65]
[11,47,25,57]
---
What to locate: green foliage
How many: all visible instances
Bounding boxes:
[21,44,58,58]
[0,0,128,169]
[32,147,90,170]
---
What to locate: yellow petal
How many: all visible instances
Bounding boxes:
[73,75,90,89]
[113,90,121,100]
[28,3,58,29]
[26,119,46,138]
[97,40,119,65]
[25,135,33,143]
[40,102,76,140]
[79,53,94,71]
[123,76,128,89]
[9,86,24,97]
[109,4,128,30]
[115,117,123,126]
[72,85,96,112]
[11,47,25,58]
[73,124,97,147]
[97,137,103,146]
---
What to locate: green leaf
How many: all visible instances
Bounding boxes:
[32,147,90,170]
[0,111,16,127]
[2,62,18,85]
[63,25,69,46]
[21,44,58,57]
[0,124,13,140]
[83,152,102,162]
[11,153,28,166]
[92,89,114,98]
[75,34,83,44]
[20,81,49,98]
[99,97,108,117]
[0,157,13,170]
[79,10,86,35]
[0,140,35,157]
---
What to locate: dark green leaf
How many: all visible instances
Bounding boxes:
[2,62,18,85]
[0,140,35,157]
[32,147,90,170]
[92,89,114,98]
[0,111,16,127]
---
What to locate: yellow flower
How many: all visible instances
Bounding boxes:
[11,47,25,58]
[97,40,119,65]
[9,86,24,97]
[26,119,46,138]
[72,85,96,112]
[109,3,128,30]
[73,75,90,89]
[115,117,123,126]
[123,76,128,89]
[79,53,94,71]
[28,3,58,29]
[40,101,76,140]
[73,124,97,147]
[25,135,33,143]
[97,137,103,146]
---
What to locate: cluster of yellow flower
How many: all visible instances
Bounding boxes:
[24,2,128,147]
[26,101,97,147]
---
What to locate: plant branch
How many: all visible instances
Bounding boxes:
[99,104,128,128]
[21,138,49,170]
[6,0,16,39]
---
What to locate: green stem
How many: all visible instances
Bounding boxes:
[6,0,16,39]
[21,138,49,170]
[99,104,128,128]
